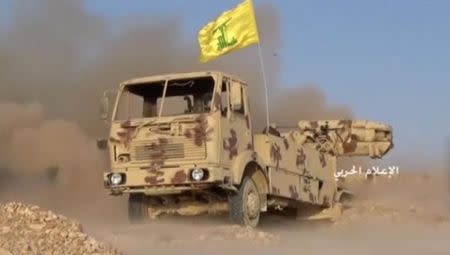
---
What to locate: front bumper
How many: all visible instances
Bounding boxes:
[103,166,230,195]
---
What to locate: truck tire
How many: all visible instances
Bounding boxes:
[128,193,148,223]
[228,176,261,227]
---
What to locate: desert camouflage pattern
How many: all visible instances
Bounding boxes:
[102,71,393,219]
[254,119,392,216]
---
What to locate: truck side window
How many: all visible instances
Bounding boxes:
[232,86,245,115]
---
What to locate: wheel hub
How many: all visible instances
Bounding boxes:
[246,190,259,219]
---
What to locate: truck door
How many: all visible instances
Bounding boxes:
[220,77,252,167]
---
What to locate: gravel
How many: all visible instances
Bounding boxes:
[0,202,120,255]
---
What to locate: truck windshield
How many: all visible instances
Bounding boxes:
[114,76,215,120]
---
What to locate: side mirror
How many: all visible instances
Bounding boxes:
[97,138,108,150]
[230,82,243,111]
[100,95,110,120]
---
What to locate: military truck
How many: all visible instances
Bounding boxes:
[99,71,393,227]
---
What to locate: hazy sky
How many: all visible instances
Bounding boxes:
[2,0,449,167]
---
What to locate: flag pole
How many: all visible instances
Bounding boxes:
[256,43,271,133]
[250,0,270,133]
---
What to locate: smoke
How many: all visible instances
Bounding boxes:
[271,85,353,126]
[0,0,351,133]
[0,102,101,179]
[0,0,355,209]
[0,101,106,191]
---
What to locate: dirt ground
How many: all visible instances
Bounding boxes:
[1,173,449,255]
[87,174,450,255]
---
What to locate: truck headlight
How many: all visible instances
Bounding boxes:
[191,168,204,181]
[110,173,123,185]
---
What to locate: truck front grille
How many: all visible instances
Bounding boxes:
[131,137,206,162]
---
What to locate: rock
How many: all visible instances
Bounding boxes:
[1,226,11,234]
[29,223,45,231]
[0,248,12,255]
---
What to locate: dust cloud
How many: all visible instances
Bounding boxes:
[0,101,124,220]
[0,1,353,196]
[0,102,98,177]
[84,174,450,255]
[0,0,350,135]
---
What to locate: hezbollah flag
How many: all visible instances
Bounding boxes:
[198,0,260,63]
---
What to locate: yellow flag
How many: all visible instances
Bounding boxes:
[198,0,260,63]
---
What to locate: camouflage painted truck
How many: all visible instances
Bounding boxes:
[99,71,393,227]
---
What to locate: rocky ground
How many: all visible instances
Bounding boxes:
[0,202,119,255]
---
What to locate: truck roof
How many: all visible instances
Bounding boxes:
[121,71,247,87]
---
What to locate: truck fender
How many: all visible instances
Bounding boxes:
[231,150,269,212]
[231,150,267,186]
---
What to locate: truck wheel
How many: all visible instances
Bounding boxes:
[229,176,261,227]
[128,193,148,222]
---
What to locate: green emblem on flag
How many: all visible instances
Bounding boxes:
[213,18,238,51]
